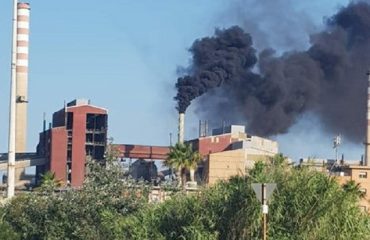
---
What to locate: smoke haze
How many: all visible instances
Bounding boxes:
[175,1,370,143]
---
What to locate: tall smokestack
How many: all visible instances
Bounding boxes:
[15,2,30,153]
[178,113,185,144]
[365,71,370,166]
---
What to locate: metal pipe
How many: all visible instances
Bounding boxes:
[7,0,19,199]
[366,71,370,166]
[199,120,202,138]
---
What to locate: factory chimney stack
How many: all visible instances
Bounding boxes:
[178,113,185,144]
[15,2,30,153]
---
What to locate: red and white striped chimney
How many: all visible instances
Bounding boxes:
[15,2,30,153]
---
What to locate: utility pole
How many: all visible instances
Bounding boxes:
[252,183,276,240]
[7,0,18,198]
[262,183,267,240]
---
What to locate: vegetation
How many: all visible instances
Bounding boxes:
[37,171,62,192]
[0,154,369,239]
[1,158,149,240]
[165,143,202,188]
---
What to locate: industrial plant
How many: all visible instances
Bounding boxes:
[3,1,370,218]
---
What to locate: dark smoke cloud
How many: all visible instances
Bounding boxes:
[175,26,257,113]
[175,1,370,143]
[228,0,317,51]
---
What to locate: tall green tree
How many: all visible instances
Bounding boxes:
[165,143,202,188]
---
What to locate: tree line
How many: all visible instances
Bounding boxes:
[0,144,369,239]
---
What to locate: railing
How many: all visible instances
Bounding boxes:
[85,141,105,146]
[86,128,106,134]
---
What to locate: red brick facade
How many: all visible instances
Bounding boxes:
[38,101,108,187]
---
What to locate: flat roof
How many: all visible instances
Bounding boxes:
[343,165,370,170]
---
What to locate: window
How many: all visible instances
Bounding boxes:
[66,112,73,130]
[359,172,368,179]
[360,188,367,194]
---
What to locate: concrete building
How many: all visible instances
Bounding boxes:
[335,165,370,211]
[189,125,279,185]
[37,99,108,187]
[298,158,370,212]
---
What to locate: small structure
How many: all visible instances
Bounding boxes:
[129,159,158,182]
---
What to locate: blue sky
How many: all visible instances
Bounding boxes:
[1,0,360,161]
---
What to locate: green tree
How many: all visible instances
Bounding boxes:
[0,208,19,240]
[2,150,369,239]
[188,150,202,182]
[2,142,149,240]
[38,171,62,192]
[343,180,366,198]
[114,158,370,240]
[165,143,202,189]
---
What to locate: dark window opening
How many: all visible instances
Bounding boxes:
[66,112,73,130]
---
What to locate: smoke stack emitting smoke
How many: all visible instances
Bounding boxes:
[175,1,370,143]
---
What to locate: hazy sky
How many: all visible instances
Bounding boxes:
[1,0,360,161]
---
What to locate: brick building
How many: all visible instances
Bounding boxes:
[37,99,108,187]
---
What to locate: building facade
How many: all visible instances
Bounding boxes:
[37,99,108,187]
[189,125,279,185]
[299,159,370,212]
[335,165,370,212]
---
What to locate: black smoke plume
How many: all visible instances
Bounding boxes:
[175,26,257,113]
[175,1,370,142]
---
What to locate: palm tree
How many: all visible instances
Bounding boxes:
[165,143,202,189]
[343,180,366,198]
[187,151,202,183]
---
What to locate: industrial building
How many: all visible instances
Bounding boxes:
[117,125,278,186]
[37,99,108,187]
[189,125,279,185]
